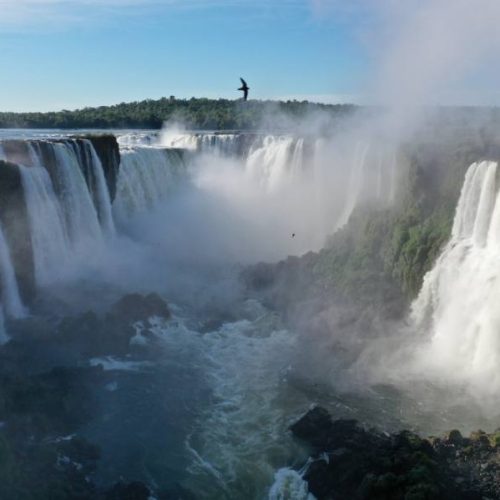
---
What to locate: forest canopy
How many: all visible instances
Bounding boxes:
[0,97,356,130]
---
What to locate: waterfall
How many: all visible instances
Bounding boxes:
[245,136,300,190]
[19,165,71,286]
[1,132,402,296]
[290,138,304,175]
[114,147,186,223]
[162,133,241,156]
[117,132,159,147]
[198,134,239,155]
[27,139,115,241]
[411,160,500,388]
[0,223,26,319]
[336,142,400,228]
[81,140,116,236]
[1,138,117,289]
[160,131,401,220]
[337,142,371,227]
[49,143,103,245]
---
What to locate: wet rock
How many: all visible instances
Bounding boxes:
[289,407,480,500]
[109,293,171,324]
[4,294,172,361]
[0,160,35,302]
[290,406,334,447]
[85,135,121,201]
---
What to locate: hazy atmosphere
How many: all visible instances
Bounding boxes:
[2,1,500,499]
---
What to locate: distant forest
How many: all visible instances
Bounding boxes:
[0,97,356,130]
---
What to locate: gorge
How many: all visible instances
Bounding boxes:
[0,122,499,499]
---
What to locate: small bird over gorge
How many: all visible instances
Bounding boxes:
[238,77,250,101]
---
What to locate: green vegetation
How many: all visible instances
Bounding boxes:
[0,97,355,130]
[312,141,476,308]
[312,205,452,312]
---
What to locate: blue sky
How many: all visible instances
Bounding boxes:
[0,0,371,112]
[2,0,500,112]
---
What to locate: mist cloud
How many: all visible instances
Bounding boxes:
[313,0,500,110]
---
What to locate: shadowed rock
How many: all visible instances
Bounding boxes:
[109,293,171,324]
[290,407,483,500]
[0,160,35,302]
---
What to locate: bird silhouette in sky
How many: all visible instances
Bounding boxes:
[238,77,250,101]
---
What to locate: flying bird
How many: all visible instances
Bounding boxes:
[238,77,250,101]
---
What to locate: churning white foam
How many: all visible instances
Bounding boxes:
[268,468,315,500]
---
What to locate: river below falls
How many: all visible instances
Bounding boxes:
[65,298,500,500]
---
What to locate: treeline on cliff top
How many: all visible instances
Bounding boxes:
[2,96,500,131]
[0,97,355,130]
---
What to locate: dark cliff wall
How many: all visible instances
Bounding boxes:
[0,161,34,302]
[85,135,120,202]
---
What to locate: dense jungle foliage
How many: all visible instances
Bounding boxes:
[0,97,355,130]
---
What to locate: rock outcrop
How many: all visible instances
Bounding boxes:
[290,407,500,499]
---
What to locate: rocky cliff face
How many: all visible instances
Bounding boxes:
[0,135,121,304]
[85,135,121,201]
[0,160,34,302]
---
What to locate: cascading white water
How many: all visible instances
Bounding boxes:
[82,140,116,236]
[5,132,402,297]
[113,147,186,223]
[245,136,299,190]
[156,130,402,257]
[19,165,71,286]
[0,223,26,319]
[163,132,308,191]
[117,132,159,148]
[163,133,199,150]
[50,143,103,246]
[161,131,400,220]
[410,160,500,390]
[268,468,314,500]
[337,142,399,228]
[337,142,371,227]
[6,139,116,289]
[199,134,240,156]
[162,133,241,156]
[290,138,305,176]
